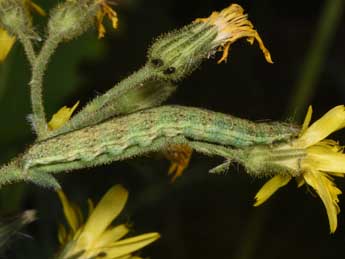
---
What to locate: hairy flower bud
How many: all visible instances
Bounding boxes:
[0,0,32,36]
[48,0,98,41]
[147,4,272,81]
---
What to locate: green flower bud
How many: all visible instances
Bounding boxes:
[147,23,217,81]
[0,0,31,36]
[48,0,98,41]
[147,4,273,81]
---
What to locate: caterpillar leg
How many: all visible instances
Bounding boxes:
[209,160,232,174]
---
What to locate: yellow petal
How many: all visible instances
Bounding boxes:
[304,145,345,174]
[57,190,82,233]
[195,4,272,64]
[25,0,46,16]
[97,0,118,38]
[254,175,291,206]
[104,5,118,30]
[295,105,345,148]
[105,232,160,258]
[48,101,79,130]
[77,185,128,248]
[93,224,129,249]
[96,10,106,39]
[87,198,94,217]
[303,170,342,233]
[0,28,16,62]
[296,176,305,188]
[58,223,67,245]
[300,105,313,136]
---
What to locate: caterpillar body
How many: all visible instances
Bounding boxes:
[22,105,299,174]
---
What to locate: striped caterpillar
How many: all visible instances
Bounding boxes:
[21,105,299,175]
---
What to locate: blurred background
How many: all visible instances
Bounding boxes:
[0,0,344,258]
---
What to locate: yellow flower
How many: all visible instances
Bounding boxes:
[0,0,45,62]
[57,185,160,259]
[254,105,345,233]
[96,0,118,38]
[48,101,79,130]
[194,4,272,64]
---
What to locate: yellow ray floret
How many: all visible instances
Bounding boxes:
[254,105,345,233]
[57,185,160,258]
[254,175,291,207]
[194,4,272,64]
[48,101,79,130]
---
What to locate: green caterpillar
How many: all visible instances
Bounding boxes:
[22,105,299,175]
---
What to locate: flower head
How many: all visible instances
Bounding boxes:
[253,105,345,233]
[57,185,160,259]
[194,4,272,64]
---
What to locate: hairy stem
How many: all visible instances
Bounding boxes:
[0,160,24,188]
[30,35,60,139]
[17,33,36,65]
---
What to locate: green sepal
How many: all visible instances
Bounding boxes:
[27,171,61,189]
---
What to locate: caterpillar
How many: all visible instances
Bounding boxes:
[21,105,299,175]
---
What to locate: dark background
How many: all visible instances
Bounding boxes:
[0,0,345,258]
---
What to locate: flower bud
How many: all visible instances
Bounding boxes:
[48,0,98,41]
[0,0,32,36]
[147,4,272,81]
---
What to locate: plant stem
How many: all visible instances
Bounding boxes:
[29,35,60,139]
[17,33,36,66]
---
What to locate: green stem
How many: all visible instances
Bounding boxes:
[30,35,60,139]
[0,160,24,188]
[287,0,344,120]
[17,33,36,66]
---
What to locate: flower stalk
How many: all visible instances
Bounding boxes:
[29,35,60,138]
